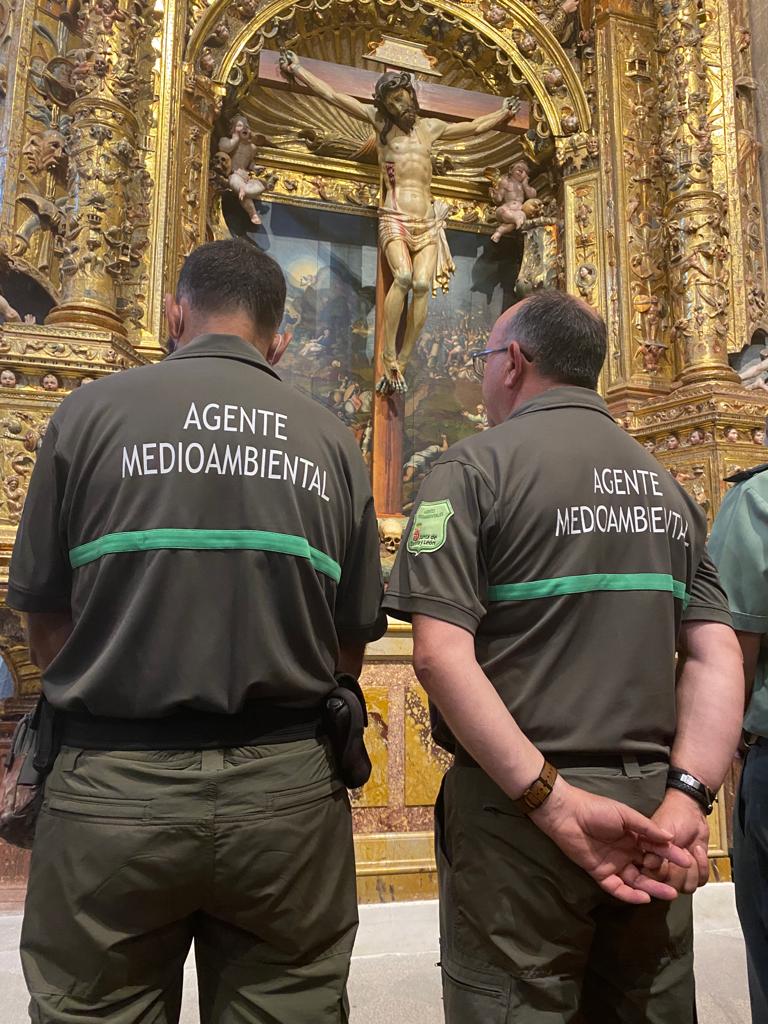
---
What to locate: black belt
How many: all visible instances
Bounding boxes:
[455,748,666,770]
[58,703,324,751]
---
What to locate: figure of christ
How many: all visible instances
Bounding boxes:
[279,50,519,394]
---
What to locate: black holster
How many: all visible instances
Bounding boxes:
[323,674,372,790]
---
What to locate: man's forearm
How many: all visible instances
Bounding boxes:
[672,622,744,791]
[737,630,762,711]
[337,640,366,678]
[412,616,542,797]
[26,611,73,672]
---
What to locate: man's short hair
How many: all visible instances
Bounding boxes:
[177,240,286,339]
[500,290,606,389]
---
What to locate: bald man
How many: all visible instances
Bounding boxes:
[384,290,742,1023]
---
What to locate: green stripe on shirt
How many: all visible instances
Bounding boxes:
[488,572,689,603]
[69,528,342,582]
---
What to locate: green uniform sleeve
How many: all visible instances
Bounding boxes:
[7,422,72,612]
[683,548,732,625]
[334,495,387,644]
[708,484,768,632]
[383,459,494,633]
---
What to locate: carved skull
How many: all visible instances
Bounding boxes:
[379,517,404,556]
[23,129,68,175]
[212,151,232,179]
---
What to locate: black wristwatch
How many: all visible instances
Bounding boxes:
[666,768,716,815]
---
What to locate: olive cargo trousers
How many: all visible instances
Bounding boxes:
[436,760,694,1024]
[733,741,768,1023]
[21,738,357,1023]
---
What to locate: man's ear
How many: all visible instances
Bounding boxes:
[164,294,182,340]
[502,341,524,388]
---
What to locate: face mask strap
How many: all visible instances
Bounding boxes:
[267,332,290,366]
[166,306,183,355]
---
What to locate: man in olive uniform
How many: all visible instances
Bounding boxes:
[7,239,386,1023]
[709,448,768,1023]
[384,290,743,1023]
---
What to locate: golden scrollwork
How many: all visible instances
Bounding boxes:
[595,16,670,399]
[702,0,768,350]
[564,170,603,312]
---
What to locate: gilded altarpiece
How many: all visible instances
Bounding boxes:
[0,0,764,899]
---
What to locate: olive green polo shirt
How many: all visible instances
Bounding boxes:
[7,334,386,716]
[709,462,768,738]
[384,387,731,758]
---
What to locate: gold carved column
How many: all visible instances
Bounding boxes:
[44,0,155,336]
[655,0,734,385]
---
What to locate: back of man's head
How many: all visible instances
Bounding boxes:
[499,290,607,389]
[176,239,286,343]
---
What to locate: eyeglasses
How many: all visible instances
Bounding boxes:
[470,347,506,381]
[469,344,533,381]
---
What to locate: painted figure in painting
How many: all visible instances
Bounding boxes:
[489,161,540,242]
[279,50,519,394]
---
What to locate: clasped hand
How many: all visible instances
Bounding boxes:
[530,777,694,905]
[638,789,710,895]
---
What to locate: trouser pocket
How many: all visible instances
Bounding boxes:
[442,961,509,1024]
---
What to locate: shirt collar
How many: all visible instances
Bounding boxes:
[167,333,282,381]
[507,386,615,423]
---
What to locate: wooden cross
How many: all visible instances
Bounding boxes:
[258,50,530,134]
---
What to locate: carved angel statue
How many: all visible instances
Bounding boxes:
[0,292,20,323]
[217,114,277,225]
[489,161,541,242]
[738,347,768,392]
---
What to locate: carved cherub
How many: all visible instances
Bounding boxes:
[489,161,540,242]
[217,114,277,225]
[0,294,20,324]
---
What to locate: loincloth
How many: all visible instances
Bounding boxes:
[378,201,456,295]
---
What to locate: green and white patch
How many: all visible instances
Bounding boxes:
[407,499,454,555]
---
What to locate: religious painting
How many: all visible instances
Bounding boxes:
[252,203,377,467]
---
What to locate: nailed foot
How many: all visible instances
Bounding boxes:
[376,366,408,396]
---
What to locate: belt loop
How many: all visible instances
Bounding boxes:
[201,749,225,771]
[622,754,642,778]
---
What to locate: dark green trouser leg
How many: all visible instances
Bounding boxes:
[734,745,768,1024]
[436,763,694,1024]
[22,739,357,1024]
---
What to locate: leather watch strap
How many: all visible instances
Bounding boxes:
[666,768,715,815]
[513,759,558,814]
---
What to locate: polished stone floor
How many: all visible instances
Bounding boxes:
[0,884,749,1022]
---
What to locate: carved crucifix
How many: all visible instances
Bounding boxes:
[278,49,520,395]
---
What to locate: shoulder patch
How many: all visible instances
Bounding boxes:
[724,461,768,484]
[407,499,454,555]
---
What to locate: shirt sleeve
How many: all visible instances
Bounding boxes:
[708,483,768,632]
[6,421,72,612]
[334,494,387,644]
[683,547,732,626]
[383,459,494,633]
